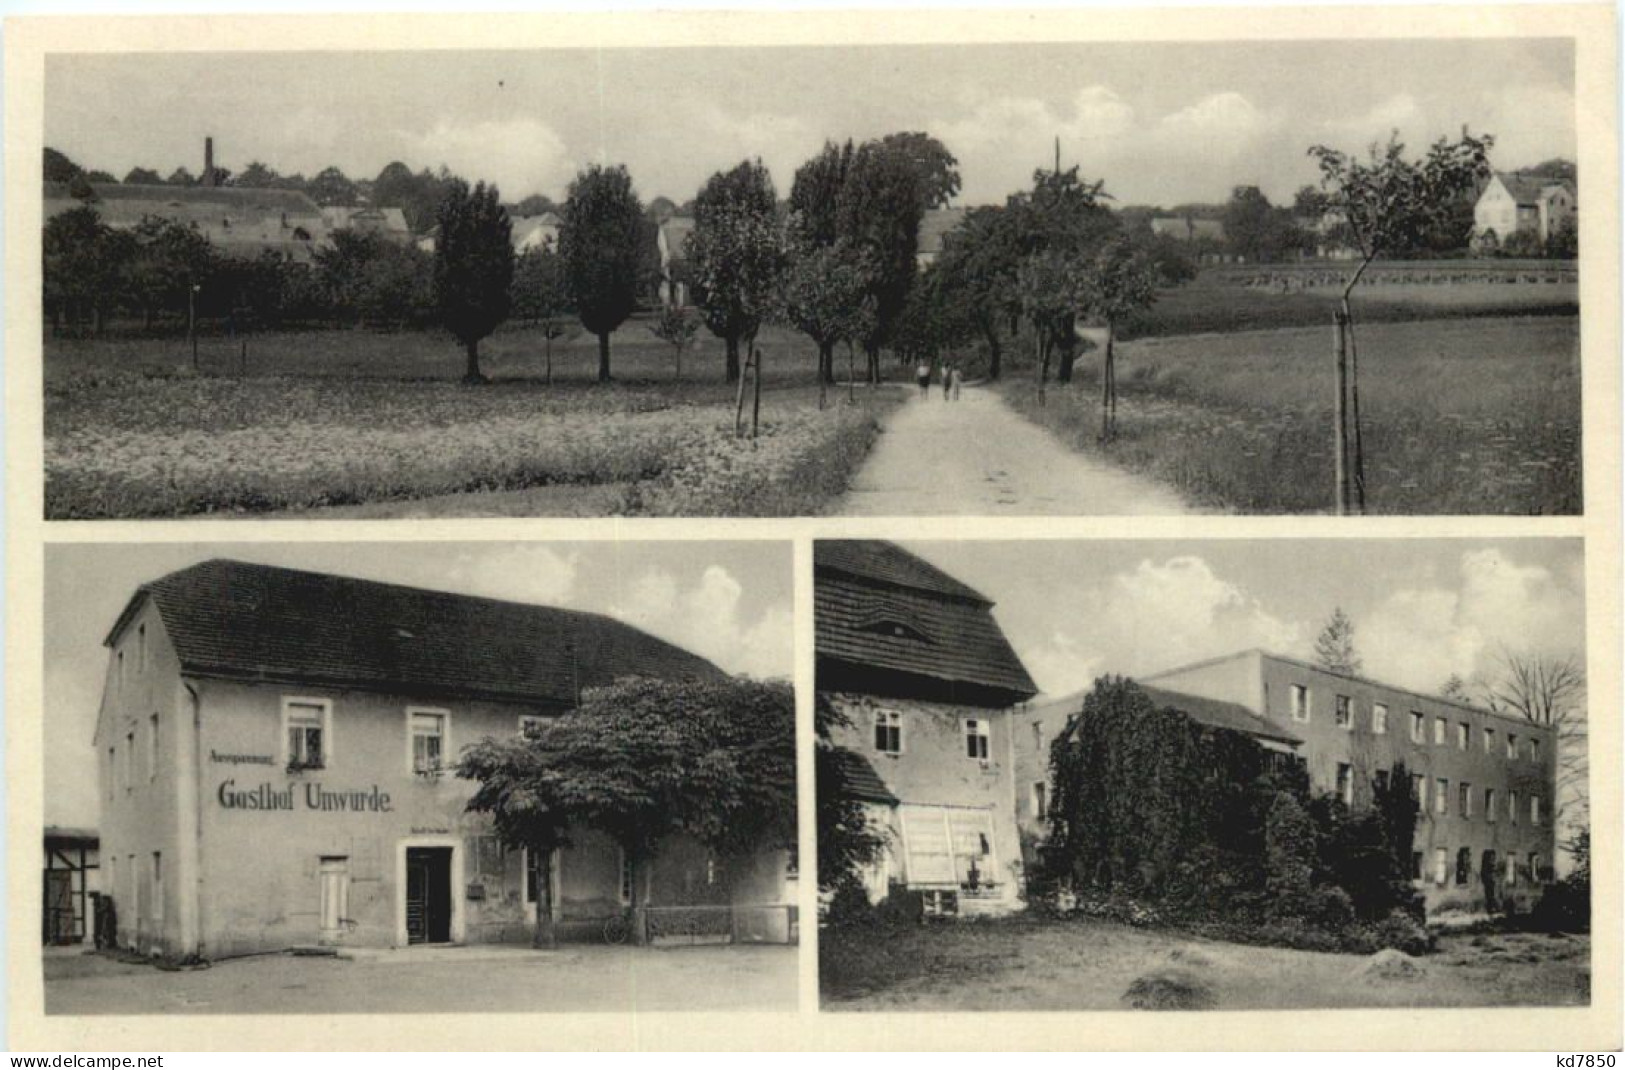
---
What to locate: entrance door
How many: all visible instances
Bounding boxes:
[43,869,74,945]
[318,857,350,945]
[405,847,453,944]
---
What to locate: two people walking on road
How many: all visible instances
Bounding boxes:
[939,359,963,402]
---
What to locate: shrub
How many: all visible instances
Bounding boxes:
[1121,968,1217,1010]
[1369,911,1432,955]
[824,878,875,927]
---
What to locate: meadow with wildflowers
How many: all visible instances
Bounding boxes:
[44,322,897,518]
[1002,316,1580,515]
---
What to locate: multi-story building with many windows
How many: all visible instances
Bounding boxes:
[94,559,795,958]
[1141,650,1558,913]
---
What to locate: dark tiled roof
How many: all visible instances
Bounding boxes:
[829,747,898,806]
[1140,684,1302,746]
[816,541,989,604]
[815,542,1036,700]
[117,559,723,707]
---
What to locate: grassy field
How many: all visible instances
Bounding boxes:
[44,319,898,519]
[1123,272,1578,340]
[1002,315,1581,515]
[820,915,1591,1011]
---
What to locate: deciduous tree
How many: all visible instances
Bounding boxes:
[561,163,647,382]
[458,677,795,945]
[1077,237,1158,438]
[688,159,781,383]
[649,304,700,382]
[433,178,514,383]
[1307,130,1495,513]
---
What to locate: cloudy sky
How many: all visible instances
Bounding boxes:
[46,38,1573,208]
[901,538,1587,704]
[43,541,791,828]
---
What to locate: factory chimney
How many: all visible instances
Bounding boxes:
[204,137,216,188]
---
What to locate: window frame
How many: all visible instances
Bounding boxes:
[281,696,333,772]
[1435,777,1449,815]
[1456,722,1470,750]
[964,717,991,763]
[1372,703,1388,735]
[1289,684,1311,724]
[1032,780,1048,820]
[1433,717,1447,746]
[148,713,160,782]
[1485,787,1497,823]
[406,705,452,776]
[1410,711,1425,744]
[1460,781,1471,818]
[873,708,904,756]
[1334,694,1353,731]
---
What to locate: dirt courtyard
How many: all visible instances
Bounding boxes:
[45,943,798,1015]
[820,915,1590,1011]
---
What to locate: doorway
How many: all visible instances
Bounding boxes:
[405,847,453,944]
[318,856,350,945]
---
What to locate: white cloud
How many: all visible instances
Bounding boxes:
[1325,93,1427,145]
[442,545,579,606]
[1361,549,1584,693]
[1023,555,1298,697]
[406,117,577,200]
[610,565,790,680]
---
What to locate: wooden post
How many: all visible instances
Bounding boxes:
[188,285,199,372]
[1333,310,1349,515]
[751,344,762,441]
[733,342,751,437]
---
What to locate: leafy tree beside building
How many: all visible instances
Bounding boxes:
[458,677,796,946]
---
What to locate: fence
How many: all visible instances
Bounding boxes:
[639,904,798,947]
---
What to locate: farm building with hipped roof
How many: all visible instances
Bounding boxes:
[816,540,1037,916]
[94,558,796,958]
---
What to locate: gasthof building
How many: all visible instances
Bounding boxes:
[95,559,795,958]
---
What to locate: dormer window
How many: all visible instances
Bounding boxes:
[860,618,932,643]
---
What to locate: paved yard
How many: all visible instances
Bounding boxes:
[820,915,1590,1011]
[45,943,798,1015]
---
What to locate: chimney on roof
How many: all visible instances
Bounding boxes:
[204,137,216,189]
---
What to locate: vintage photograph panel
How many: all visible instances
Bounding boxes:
[41,37,1577,520]
[42,540,797,1015]
[814,538,1589,1010]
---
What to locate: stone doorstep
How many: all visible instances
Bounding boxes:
[333,944,580,965]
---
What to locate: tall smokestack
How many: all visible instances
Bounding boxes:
[204,137,215,188]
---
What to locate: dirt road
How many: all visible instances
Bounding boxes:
[836,384,1193,516]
